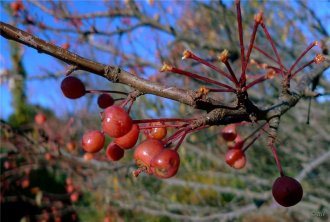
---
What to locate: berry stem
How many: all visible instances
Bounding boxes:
[207,88,237,93]
[236,0,246,80]
[174,131,188,151]
[183,50,237,84]
[253,45,281,66]
[287,41,318,79]
[222,60,240,87]
[270,144,284,177]
[260,23,285,77]
[161,64,236,91]
[139,123,187,129]
[133,118,195,124]
[241,13,262,84]
[289,59,315,80]
[85,89,128,95]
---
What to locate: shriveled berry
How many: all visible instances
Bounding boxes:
[106,143,124,161]
[114,124,139,149]
[222,124,237,141]
[151,149,180,179]
[81,130,105,153]
[272,176,303,207]
[61,76,86,99]
[225,149,246,169]
[102,106,132,138]
[97,93,114,109]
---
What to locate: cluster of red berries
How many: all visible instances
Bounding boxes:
[60,76,181,179]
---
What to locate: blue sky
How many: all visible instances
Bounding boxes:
[0,0,329,120]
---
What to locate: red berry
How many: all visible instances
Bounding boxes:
[133,139,164,175]
[106,143,124,161]
[21,178,30,189]
[221,124,237,141]
[62,42,70,50]
[147,122,167,140]
[70,192,79,203]
[227,134,244,149]
[272,176,303,207]
[114,124,139,149]
[151,149,180,179]
[60,76,86,99]
[44,153,53,161]
[66,177,73,186]
[66,141,76,152]
[225,149,246,169]
[82,130,105,153]
[34,113,47,125]
[97,93,114,109]
[66,184,75,193]
[101,106,132,138]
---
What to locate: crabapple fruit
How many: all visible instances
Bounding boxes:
[151,149,180,179]
[147,122,167,140]
[225,149,246,169]
[272,176,303,207]
[97,93,114,109]
[34,113,47,125]
[106,143,124,161]
[114,124,139,149]
[81,130,105,153]
[60,76,86,99]
[222,124,237,141]
[133,139,164,176]
[102,106,132,138]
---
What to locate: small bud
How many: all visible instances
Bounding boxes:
[314,54,325,64]
[182,50,192,60]
[218,49,229,63]
[160,63,173,72]
[254,12,263,23]
[198,86,210,95]
[313,41,318,46]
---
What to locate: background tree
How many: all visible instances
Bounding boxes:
[1,0,329,221]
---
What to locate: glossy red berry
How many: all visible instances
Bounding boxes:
[133,139,164,175]
[34,113,47,125]
[114,124,139,149]
[83,153,93,161]
[81,130,105,153]
[225,149,246,169]
[60,76,86,99]
[101,106,132,138]
[97,93,114,109]
[106,143,124,161]
[147,122,167,140]
[151,149,180,179]
[227,134,244,149]
[221,124,237,141]
[272,176,303,207]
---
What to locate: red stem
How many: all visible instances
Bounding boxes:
[241,22,260,85]
[207,88,236,93]
[85,89,128,95]
[236,0,246,79]
[270,144,284,176]
[188,53,237,84]
[287,41,317,79]
[260,23,285,77]
[242,75,268,91]
[253,45,280,65]
[133,118,195,124]
[223,61,240,87]
[171,67,236,91]
[289,59,315,80]
[139,123,187,129]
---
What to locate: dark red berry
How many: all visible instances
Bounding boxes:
[81,130,105,153]
[97,93,114,109]
[61,76,86,99]
[106,143,124,161]
[222,124,237,141]
[272,176,303,207]
[101,106,132,138]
